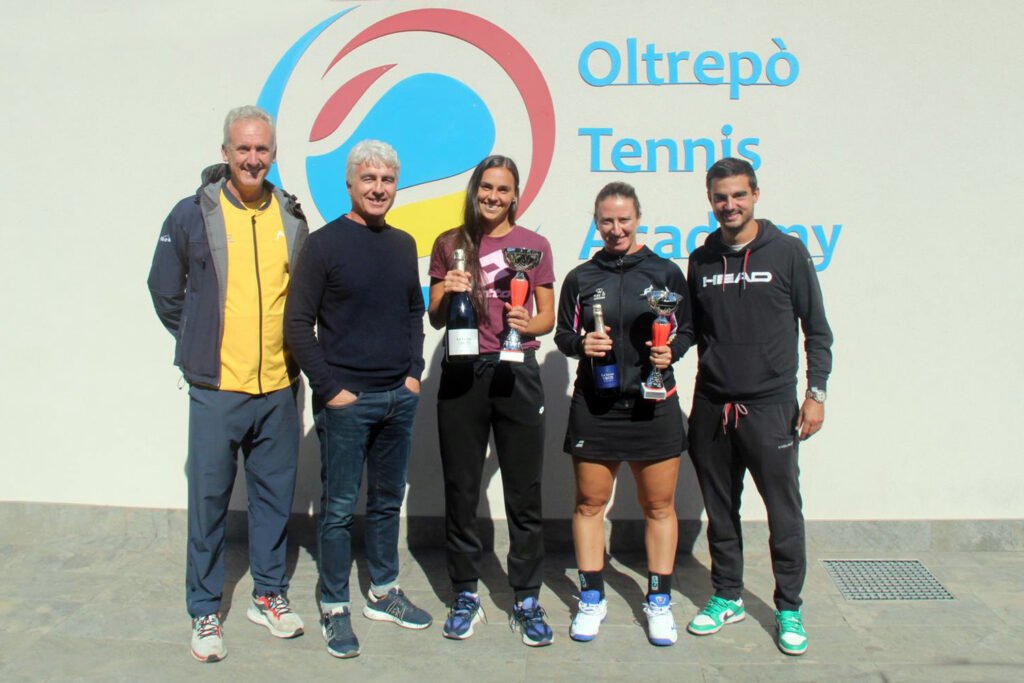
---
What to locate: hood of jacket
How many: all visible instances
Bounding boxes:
[703,219,781,256]
[196,163,306,221]
[590,244,657,272]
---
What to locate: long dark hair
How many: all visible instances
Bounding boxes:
[444,155,521,314]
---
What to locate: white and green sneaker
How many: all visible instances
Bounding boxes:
[775,610,808,656]
[686,596,745,635]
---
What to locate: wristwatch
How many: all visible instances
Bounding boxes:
[805,387,826,404]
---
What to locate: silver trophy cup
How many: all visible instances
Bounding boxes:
[641,289,682,400]
[499,247,544,362]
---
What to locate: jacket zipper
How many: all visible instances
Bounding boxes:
[616,256,625,386]
[252,215,264,395]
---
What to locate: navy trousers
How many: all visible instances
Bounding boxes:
[185,385,299,617]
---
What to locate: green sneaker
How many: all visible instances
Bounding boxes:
[686,596,745,635]
[775,610,808,656]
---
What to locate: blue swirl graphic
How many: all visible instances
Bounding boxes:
[306,73,495,222]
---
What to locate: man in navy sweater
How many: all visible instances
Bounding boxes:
[682,158,833,657]
[284,140,431,659]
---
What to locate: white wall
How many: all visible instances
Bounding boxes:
[2,0,1022,521]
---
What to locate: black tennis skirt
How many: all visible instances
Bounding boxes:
[563,390,686,461]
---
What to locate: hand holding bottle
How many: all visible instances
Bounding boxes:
[588,304,619,394]
[583,325,613,358]
[443,268,472,294]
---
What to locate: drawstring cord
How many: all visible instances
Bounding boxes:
[721,250,752,291]
[722,402,749,433]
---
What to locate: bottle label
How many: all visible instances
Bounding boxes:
[448,329,479,356]
[594,363,619,390]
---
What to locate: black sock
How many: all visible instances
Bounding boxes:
[579,570,605,599]
[647,572,672,598]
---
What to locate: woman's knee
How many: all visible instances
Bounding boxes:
[640,496,677,521]
[574,496,609,519]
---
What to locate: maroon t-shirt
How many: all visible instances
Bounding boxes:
[429,226,556,354]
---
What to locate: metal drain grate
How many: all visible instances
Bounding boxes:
[822,559,955,601]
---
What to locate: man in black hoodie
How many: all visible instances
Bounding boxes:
[682,158,832,656]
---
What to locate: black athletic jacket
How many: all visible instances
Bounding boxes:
[682,219,833,404]
[556,246,692,398]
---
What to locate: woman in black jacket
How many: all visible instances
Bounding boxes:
[554,181,691,647]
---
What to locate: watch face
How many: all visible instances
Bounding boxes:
[807,388,826,403]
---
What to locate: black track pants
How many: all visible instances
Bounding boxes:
[437,355,546,597]
[688,396,805,611]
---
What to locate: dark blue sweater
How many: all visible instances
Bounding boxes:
[284,215,425,404]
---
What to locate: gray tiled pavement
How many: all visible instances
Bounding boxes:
[2,511,1023,682]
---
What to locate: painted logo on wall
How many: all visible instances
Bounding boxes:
[257,6,555,256]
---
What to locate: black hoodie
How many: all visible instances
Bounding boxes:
[683,219,832,404]
[556,246,692,398]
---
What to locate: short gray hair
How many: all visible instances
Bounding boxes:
[346,139,400,182]
[222,105,276,150]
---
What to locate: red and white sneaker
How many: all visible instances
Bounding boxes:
[247,593,305,638]
[191,613,226,663]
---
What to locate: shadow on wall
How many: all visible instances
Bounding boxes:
[225,338,706,565]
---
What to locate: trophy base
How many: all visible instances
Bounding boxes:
[641,385,667,401]
[499,349,525,363]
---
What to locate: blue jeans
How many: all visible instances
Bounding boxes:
[314,385,419,606]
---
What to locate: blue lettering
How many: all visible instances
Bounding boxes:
[652,225,683,259]
[646,138,679,172]
[579,220,604,259]
[667,51,690,83]
[737,138,761,168]
[627,37,638,84]
[579,41,620,86]
[778,223,809,245]
[728,51,762,100]
[579,38,799,99]
[611,138,643,172]
[687,212,718,253]
[642,43,665,84]
[766,38,799,86]
[683,138,715,171]
[579,128,613,171]
[694,51,724,84]
[580,215,841,272]
[720,124,733,159]
[812,224,841,271]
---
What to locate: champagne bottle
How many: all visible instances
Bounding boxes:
[591,304,620,394]
[446,248,479,361]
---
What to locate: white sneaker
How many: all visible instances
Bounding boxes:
[643,594,677,646]
[247,592,305,638]
[191,613,226,662]
[570,590,607,642]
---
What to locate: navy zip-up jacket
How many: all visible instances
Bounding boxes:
[556,246,692,398]
[147,164,309,388]
[683,219,833,404]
